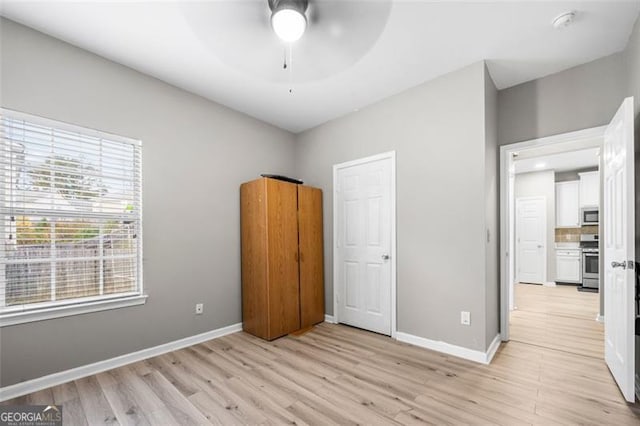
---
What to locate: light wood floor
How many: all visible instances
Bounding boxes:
[4,292,639,424]
[511,282,603,358]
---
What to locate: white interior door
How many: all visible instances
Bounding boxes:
[336,156,392,335]
[516,197,546,284]
[603,97,635,403]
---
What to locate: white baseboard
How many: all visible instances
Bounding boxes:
[485,333,502,364]
[396,332,501,365]
[0,322,242,402]
[324,314,336,324]
[596,314,604,323]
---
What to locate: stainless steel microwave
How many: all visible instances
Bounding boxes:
[581,207,599,226]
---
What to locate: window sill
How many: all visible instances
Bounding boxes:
[0,295,148,327]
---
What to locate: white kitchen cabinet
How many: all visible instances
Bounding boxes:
[579,171,599,207]
[556,249,582,283]
[555,181,580,228]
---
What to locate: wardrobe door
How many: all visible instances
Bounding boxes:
[298,185,325,328]
[266,178,301,339]
[240,179,269,339]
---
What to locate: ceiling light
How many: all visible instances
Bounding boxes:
[272,10,306,42]
[552,11,576,29]
[535,162,546,169]
[269,0,308,43]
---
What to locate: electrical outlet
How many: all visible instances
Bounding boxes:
[460,311,471,326]
[195,303,204,315]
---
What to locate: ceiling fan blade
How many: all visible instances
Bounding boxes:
[179,0,391,83]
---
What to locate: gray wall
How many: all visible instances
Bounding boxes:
[294,61,498,352]
[498,53,627,145]
[628,15,640,117]
[484,67,499,348]
[0,18,296,387]
[514,170,556,282]
[554,167,598,183]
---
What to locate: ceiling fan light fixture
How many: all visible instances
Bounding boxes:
[269,0,308,43]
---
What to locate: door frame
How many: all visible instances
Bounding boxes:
[332,151,397,338]
[514,196,547,285]
[500,126,605,341]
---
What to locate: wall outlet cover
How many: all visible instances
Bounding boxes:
[461,311,471,326]
[195,303,204,315]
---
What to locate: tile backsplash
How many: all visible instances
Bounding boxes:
[555,226,598,242]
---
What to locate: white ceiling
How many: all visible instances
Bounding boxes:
[514,147,600,174]
[1,1,639,133]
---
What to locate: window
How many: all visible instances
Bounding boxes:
[0,109,144,326]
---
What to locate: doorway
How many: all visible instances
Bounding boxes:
[333,151,396,336]
[500,97,636,403]
[509,143,602,361]
[501,128,604,340]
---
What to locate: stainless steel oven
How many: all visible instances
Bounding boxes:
[580,234,599,289]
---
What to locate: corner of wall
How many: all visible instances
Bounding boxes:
[483,64,500,350]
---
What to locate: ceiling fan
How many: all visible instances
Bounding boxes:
[179,0,392,84]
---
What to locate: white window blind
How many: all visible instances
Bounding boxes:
[0,109,142,316]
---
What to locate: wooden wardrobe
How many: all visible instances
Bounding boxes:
[240,177,324,340]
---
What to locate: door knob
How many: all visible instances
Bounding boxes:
[382,254,390,260]
[611,261,627,270]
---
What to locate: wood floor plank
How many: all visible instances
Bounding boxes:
[60,398,89,426]
[205,346,297,409]
[286,400,345,426]
[97,377,152,426]
[138,370,211,425]
[223,375,307,425]
[74,376,119,425]
[187,391,246,425]
[144,353,202,398]
[394,409,439,425]
[329,374,413,417]
[26,388,55,405]
[177,357,270,425]
[52,381,80,404]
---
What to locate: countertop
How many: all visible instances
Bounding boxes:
[555,242,581,249]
